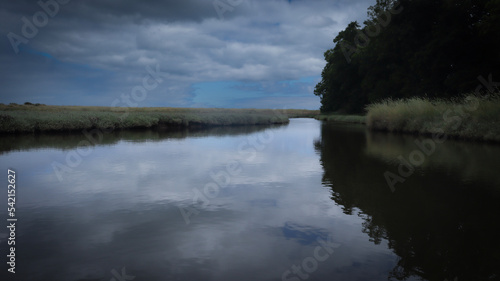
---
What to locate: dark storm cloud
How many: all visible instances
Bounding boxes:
[1,0,375,108]
[2,0,218,23]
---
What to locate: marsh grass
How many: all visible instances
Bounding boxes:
[0,104,318,133]
[366,94,500,142]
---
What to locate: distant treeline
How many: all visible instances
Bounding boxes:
[314,0,500,114]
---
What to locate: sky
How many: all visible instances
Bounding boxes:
[1,0,375,109]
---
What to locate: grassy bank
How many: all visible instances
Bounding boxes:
[315,114,366,124]
[0,104,317,133]
[366,94,500,142]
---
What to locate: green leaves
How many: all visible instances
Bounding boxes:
[315,0,500,114]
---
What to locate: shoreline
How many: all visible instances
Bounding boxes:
[0,104,319,134]
[366,95,500,143]
[315,94,500,143]
[314,114,366,124]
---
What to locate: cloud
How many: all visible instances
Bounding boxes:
[0,0,375,108]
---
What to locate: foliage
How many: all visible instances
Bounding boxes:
[315,0,500,114]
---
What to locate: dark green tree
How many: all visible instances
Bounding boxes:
[315,0,500,114]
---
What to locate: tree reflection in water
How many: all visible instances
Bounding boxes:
[314,122,500,281]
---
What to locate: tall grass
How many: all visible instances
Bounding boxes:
[0,104,317,133]
[366,94,500,142]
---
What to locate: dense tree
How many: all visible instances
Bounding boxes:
[315,0,500,113]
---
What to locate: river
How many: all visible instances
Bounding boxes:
[0,118,499,281]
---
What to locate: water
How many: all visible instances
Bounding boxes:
[0,119,499,281]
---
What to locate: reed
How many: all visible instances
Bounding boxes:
[0,104,319,133]
[366,94,500,142]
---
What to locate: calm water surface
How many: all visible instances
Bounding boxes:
[1,119,499,281]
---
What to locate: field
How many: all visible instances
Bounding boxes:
[0,104,319,133]
[366,94,500,142]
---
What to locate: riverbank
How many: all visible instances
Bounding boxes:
[366,94,500,142]
[314,94,500,142]
[314,114,366,124]
[0,104,319,133]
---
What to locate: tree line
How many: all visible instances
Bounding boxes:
[314,0,500,113]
